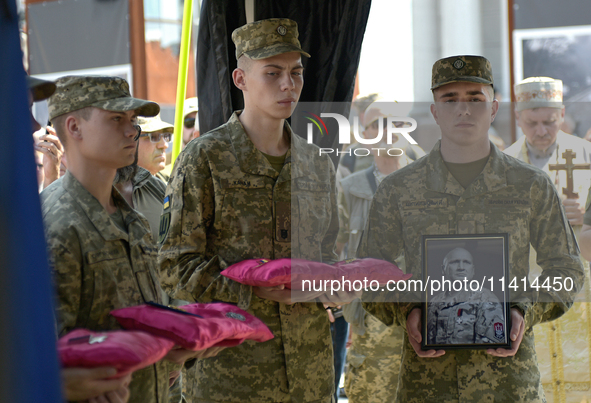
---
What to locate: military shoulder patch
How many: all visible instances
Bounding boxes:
[494,322,505,341]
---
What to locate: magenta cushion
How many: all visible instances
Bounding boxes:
[332,258,412,284]
[221,258,292,287]
[290,258,411,290]
[221,258,335,289]
[111,302,274,351]
[221,258,411,291]
[58,328,174,378]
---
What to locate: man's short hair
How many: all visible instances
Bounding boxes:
[51,107,94,148]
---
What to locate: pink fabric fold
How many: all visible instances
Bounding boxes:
[110,302,274,351]
[58,328,175,378]
[221,258,411,291]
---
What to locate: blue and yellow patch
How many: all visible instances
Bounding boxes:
[163,196,170,210]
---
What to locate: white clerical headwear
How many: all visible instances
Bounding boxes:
[514,77,563,112]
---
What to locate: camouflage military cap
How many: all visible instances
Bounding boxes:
[232,18,311,60]
[431,55,493,90]
[48,75,160,121]
[138,114,174,133]
[26,76,56,102]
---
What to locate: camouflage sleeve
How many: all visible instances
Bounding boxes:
[158,149,252,308]
[358,180,415,328]
[45,224,84,336]
[426,304,438,344]
[475,301,505,343]
[322,161,340,263]
[523,175,585,329]
[336,183,350,244]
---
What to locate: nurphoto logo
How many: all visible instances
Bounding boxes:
[304,111,418,157]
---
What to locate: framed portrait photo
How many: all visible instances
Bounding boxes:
[421,234,511,351]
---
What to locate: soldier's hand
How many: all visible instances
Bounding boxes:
[61,367,131,402]
[255,284,330,304]
[563,198,585,226]
[486,308,525,357]
[319,289,361,307]
[253,284,295,304]
[192,346,226,359]
[88,386,130,403]
[324,305,336,322]
[163,345,226,365]
[169,369,181,387]
[406,308,445,358]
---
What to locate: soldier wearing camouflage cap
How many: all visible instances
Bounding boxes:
[41,75,217,403]
[159,18,349,402]
[360,55,583,402]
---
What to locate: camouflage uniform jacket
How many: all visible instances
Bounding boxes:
[41,171,169,403]
[427,289,504,345]
[159,112,339,403]
[360,141,584,402]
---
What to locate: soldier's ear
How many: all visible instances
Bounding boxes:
[430,103,439,124]
[233,68,247,91]
[65,114,83,141]
[490,99,499,123]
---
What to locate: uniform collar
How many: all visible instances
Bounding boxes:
[132,166,153,189]
[226,111,326,184]
[227,111,285,180]
[61,171,150,243]
[426,140,508,197]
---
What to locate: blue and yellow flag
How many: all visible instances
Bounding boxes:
[0,0,63,401]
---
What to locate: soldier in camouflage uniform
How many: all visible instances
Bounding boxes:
[426,248,505,345]
[159,19,340,403]
[42,75,176,403]
[360,55,584,402]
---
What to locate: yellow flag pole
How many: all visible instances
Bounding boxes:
[171,0,195,164]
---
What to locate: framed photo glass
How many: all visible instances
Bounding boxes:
[421,234,511,350]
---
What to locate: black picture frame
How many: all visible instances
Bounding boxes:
[421,234,511,351]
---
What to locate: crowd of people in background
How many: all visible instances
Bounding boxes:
[22,16,591,403]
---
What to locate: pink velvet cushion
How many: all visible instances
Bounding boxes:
[221,258,292,287]
[221,258,334,289]
[58,328,174,378]
[290,258,411,290]
[221,258,411,291]
[332,258,412,285]
[111,302,274,351]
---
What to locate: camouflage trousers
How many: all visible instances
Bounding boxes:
[344,314,403,403]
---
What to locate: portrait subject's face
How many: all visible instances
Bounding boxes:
[443,248,475,282]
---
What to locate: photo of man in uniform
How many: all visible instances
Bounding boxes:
[426,247,505,346]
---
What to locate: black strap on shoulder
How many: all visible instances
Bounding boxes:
[365,166,377,195]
